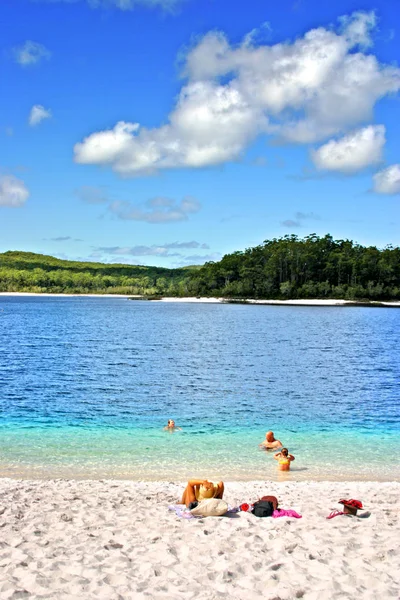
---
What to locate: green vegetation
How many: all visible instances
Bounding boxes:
[0,251,192,296]
[1,234,400,300]
[189,234,400,300]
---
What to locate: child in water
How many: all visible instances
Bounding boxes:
[274,448,295,471]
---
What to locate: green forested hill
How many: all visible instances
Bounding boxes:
[1,234,400,300]
[189,234,400,300]
[0,251,193,295]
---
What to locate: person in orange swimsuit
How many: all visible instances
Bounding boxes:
[274,448,295,471]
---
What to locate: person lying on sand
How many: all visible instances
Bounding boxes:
[163,419,182,431]
[274,448,295,471]
[181,480,224,507]
[259,431,282,450]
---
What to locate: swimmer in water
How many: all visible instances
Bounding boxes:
[274,448,295,471]
[259,431,282,450]
[163,419,182,431]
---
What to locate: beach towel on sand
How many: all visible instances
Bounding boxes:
[168,505,199,519]
[272,509,302,518]
[169,504,235,519]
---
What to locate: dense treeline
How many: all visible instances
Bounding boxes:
[187,234,400,300]
[1,234,400,300]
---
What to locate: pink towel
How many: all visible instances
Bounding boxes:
[272,509,302,518]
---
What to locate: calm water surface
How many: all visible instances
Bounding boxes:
[0,296,399,481]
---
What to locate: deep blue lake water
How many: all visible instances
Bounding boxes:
[0,296,399,481]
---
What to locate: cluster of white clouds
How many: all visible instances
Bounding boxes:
[73,10,400,194]
[4,48,52,207]
[109,195,201,223]
[0,175,30,207]
[96,240,209,257]
[89,0,181,9]
[91,241,219,266]
[38,0,181,10]
[1,105,51,209]
[2,103,51,208]
[4,9,400,220]
[75,186,201,223]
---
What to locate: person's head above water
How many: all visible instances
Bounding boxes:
[164,419,181,431]
[280,448,289,457]
[260,431,282,449]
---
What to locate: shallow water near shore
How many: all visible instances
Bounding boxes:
[1,295,399,480]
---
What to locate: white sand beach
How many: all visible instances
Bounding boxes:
[1,292,399,307]
[0,478,398,600]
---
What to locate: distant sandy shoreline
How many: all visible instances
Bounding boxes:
[0,478,398,599]
[1,292,400,307]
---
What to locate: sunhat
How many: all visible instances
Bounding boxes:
[326,498,364,520]
[338,499,363,510]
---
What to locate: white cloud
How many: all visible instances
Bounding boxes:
[172,253,222,267]
[282,219,301,228]
[109,195,201,223]
[93,240,211,260]
[243,22,272,47]
[164,240,209,249]
[89,0,180,9]
[338,10,377,48]
[373,164,400,194]
[75,185,109,203]
[74,82,265,174]
[0,175,29,207]
[29,105,52,126]
[74,11,400,175]
[281,211,321,228]
[98,245,178,257]
[13,41,51,66]
[311,125,385,173]
[38,0,182,10]
[95,243,205,257]
[282,211,321,227]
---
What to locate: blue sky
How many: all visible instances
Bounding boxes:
[1,0,399,267]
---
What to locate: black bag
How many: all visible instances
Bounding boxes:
[252,500,274,518]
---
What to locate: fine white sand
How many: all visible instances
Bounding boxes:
[0,479,398,600]
[1,292,399,307]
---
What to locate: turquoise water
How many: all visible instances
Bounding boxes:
[1,296,399,481]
